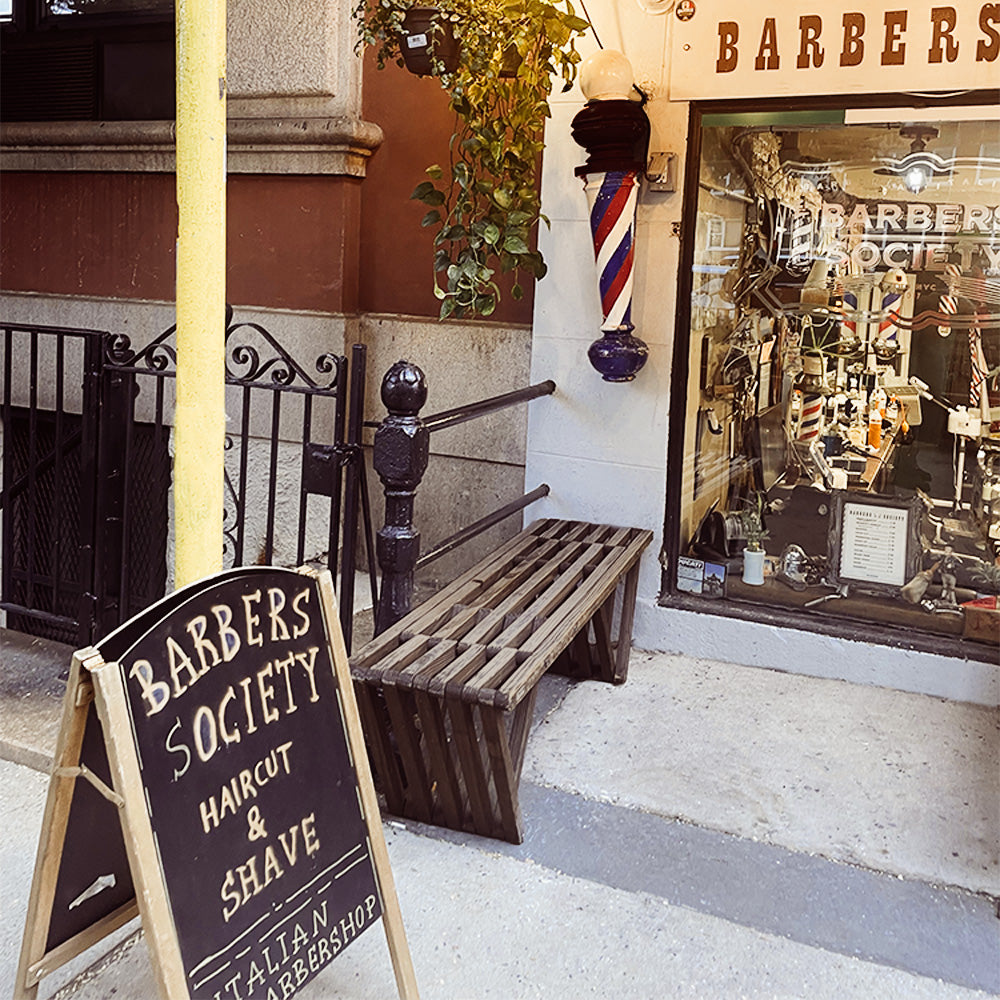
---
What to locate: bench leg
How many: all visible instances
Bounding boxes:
[413,689,465,831]
[448,700,501,838]
[354,682,407,816]
[613,560,641,684]
[382,684,436,823]
[508,686,538,785]
[481,708,524,843]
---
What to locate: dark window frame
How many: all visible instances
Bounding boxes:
[1,0,173,121]
[660,88,1000,666]
[3,0,171,31]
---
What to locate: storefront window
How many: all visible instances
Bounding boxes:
[671,106,1000,647]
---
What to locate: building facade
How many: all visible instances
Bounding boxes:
[2,0,997,702]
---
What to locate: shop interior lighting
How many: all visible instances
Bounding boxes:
[873,125,954,194]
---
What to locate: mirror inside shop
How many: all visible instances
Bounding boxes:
[678,114,1000,643]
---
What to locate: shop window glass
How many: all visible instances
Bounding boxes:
[673,110,1000,646]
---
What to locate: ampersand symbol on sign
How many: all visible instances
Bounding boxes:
[247,806,267,841]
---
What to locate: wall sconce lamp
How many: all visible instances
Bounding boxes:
[571,49,651,382]
[873,125,954,195]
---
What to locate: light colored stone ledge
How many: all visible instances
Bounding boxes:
[0,116,383,175]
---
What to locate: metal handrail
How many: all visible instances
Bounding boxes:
[423,380,556,432]
[416,484,550,569]
[372,362,556,633]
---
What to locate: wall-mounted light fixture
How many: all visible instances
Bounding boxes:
[873,125,954,194]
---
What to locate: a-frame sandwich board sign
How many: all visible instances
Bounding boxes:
[16,566,419,1000]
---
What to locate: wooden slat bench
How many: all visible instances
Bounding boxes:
[349,518,652,843]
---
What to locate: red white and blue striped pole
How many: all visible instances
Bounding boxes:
[586,169,639,335]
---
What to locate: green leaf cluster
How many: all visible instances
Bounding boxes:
[354,0,589,318]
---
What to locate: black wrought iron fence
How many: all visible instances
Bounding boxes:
[0,315,374,649]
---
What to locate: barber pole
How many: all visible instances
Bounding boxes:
[970,312,991,422]
[938,263,962,337]
[570,49,650,382]
[586,170,639,333]
[580,170,648,381]
[787,203,813,275]
[875,268,905,360]
[797,392,824,441]
[837,287,862,356]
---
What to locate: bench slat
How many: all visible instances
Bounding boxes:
[484,543,606,651]
[393,639,459,691]
[517,530,651,659]
[458,541,590,647]
[364,633,432,685]
[494,534,651,708]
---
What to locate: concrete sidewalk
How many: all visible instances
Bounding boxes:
[1,628,997,999]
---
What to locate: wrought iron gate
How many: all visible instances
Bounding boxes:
[1,316,372,649]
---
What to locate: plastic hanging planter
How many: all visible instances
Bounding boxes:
[399,8,460,76]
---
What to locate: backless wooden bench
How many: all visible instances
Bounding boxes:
[349,518,653,843]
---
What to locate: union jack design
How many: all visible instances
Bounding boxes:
[584,170,639,332]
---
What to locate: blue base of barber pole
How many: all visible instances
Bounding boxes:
[588,326,649,382]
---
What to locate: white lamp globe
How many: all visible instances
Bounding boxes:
[580,49,634,102]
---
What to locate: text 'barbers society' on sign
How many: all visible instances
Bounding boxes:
[669,1,999,100]
[119,569,382,1000]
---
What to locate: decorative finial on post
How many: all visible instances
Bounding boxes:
[571,50,650,383]
[381,359,428,415]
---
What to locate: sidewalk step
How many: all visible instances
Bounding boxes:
[525,651,1000,897]
[399,781,999,995]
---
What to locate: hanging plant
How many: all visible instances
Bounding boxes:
[355,0,590,318]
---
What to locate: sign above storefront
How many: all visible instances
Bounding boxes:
[668,2,999,101]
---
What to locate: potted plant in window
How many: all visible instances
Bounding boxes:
[354,0,590,318]
[739,493,769,586]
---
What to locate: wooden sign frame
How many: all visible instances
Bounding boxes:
[14,647,139,999]
[16,567,418,1000]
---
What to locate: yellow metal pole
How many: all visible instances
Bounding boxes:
[174,0,227,588]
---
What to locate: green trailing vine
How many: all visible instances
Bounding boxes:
[355,0,589,318]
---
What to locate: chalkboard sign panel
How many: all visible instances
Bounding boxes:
[17,567,417,1000]
[113,567,382,998]
[34,569,255,967]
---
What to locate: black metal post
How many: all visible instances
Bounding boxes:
[373,360,429,634]
[91,363,135,641]
[338,344,367,651]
